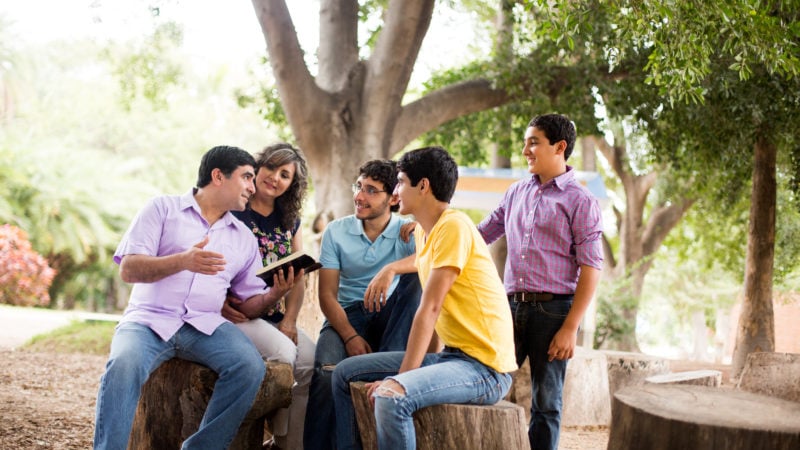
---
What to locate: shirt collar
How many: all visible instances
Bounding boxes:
[530,165,575,190]
[182,188,236,228]
[348,214,400,239]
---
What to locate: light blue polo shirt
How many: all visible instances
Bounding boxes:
[319,214,416,309]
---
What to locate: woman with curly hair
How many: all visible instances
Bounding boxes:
[223,143,315,449]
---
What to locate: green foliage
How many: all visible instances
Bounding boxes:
[103,21,184,110]
[594,276,638,349]
[0,224,56,307]
[24,320,115,355]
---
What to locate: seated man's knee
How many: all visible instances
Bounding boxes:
[374,379,406,399]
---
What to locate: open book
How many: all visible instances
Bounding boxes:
[256,251,322,287]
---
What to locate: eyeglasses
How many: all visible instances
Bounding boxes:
[351,184,388,196]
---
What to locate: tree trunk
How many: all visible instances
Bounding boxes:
[251,0,511,219]
[592,135,694,351]
[731,133,776,379]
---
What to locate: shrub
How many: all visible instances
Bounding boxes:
[0,224,56,307]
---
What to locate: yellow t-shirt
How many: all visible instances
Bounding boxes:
[415,209,517,373]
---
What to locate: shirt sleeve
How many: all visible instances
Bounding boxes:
[318,224,341,270]
[477,189,508,245]
[572,194,604,270]
[113,198,165,264]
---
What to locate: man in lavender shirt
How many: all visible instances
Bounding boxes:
[93,146,297,450]
[478,114,604,450]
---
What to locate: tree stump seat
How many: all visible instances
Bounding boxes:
[607,384,800,450]
[645,369,722,387]
[129,358,294,450]
[350,381,530,450]
[736,352,800,402]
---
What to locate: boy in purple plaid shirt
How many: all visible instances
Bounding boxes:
[478,114,604,450]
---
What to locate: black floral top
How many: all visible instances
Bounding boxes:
[232,207,300,319]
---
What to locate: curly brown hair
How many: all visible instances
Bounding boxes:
[254,143,309,231]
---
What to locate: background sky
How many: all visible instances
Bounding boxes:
[1,0,481,85]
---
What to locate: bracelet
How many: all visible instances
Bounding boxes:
[343,334,359,345]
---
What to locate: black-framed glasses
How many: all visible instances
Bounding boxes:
[351,184,387,196]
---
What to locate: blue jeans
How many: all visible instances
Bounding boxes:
[332,349,512,450]
[93,321,265,450]
[511,298,573,450]
[303,273,421,450]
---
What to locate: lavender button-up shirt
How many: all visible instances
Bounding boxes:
[114,190,266,340]
[478,167,603,295]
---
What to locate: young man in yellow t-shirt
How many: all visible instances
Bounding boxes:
[331,146,518,450]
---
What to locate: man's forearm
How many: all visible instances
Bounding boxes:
[119,254,185,283]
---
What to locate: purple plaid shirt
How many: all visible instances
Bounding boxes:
[478,167,603,295]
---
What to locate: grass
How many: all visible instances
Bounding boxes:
[24,320,116,356]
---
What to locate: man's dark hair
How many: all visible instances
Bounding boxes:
[196,146,256,188]
[397,146,458,203]
[528,114,577,161]
[358,159,400,212]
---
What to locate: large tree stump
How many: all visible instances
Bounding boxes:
[645,369,722,387]
[129,358,294,450]
[607,385,800,450]
[350,382,529,450]
[736,352,800,402]
[563,346,611,426]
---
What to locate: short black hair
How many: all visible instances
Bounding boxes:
[528,114,577,161]
[358,159,400,212]
[196,146,256,187]
[397,146,458,203]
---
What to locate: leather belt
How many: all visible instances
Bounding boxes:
[508,292,573,303]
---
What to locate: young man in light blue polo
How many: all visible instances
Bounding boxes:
[303,159,422,450]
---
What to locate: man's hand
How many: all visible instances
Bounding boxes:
[345,335,372,357]
[547,327,578,361]
[183,236,226,275]
[363,266,394,312]
[221,294,249,323]
[265,267,301,306]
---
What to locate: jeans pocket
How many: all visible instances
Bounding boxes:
[537,300,572,319]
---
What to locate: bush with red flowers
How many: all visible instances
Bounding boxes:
[0,224,56,307]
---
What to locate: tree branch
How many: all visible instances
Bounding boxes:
[251,0,328,131]
[390,79,510,154]
[363,0,436,148]
[641,199,695,257]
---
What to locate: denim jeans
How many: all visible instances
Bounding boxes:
[332,349,512,450]
[511,298,573,450]
[93,321,265,450]
[303,273,421,450]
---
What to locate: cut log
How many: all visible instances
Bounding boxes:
[563,346,611,426]
[350,382,530,450]
[607,385,800,450]
[129,358,294,450]
[737,352,800,402]
[645,370,722,387]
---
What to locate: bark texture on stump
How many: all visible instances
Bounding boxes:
[607,385,800,450]
[129,358,293,450]
[603,350,670,398]
[736,352,800,402]
[350,382,530,450]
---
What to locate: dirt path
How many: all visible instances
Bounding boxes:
[0,349,609,449]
